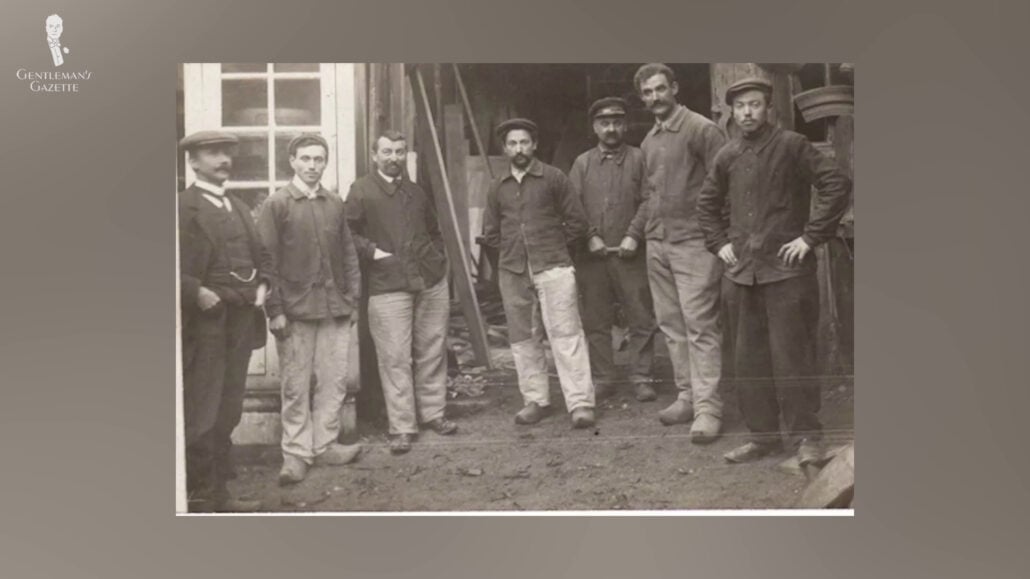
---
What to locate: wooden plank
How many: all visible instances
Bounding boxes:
[411,66,493,369]
[443,104,470,245]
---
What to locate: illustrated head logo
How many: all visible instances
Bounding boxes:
[46,14,69,67]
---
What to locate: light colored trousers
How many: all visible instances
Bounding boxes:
[499,265,595,412]
[277,316,353,463]
[646,238,724,418]
[368,277,450,435]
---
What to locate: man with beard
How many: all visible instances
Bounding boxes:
[697,78,851,465]
[483,118,599,428]
[630,63,727,443]
[569,98,658,402]
[345,130,456,455]
[258,134,363,485]
[178,130,272,512]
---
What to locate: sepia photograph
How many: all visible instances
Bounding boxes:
[175,62,855,514]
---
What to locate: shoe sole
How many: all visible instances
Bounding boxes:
[723,445,784,464]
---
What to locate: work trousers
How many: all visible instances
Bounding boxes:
[277,316,353,463]
[723,274,823,444]
[182,303,256,508]
[499,265,595,412]
[368,277,450,435]
[575,252,656,385]
[646,237,724,417]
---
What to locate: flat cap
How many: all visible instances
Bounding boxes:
[725,77,773,105]
[588,97,628,120]
[286,133,329,156]
[495,118,538,141]
[179,130,239,151]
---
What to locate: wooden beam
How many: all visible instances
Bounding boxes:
[411,66,493,369]
[444,104,470,247]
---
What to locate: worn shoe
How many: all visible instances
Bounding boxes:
[723,441,784,464]
[389,433,413,455]
[423,417,459,435]
[658,399,694,425]
[570,407,596,429]
[634,382,658,402]
[313,443,362,466]
[278,455,308,486]
[689,413,722,444]
[514,402,552,425]
[214,496,263,513]
[797,438,830,467]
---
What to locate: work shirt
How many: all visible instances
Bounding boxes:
[258,181,361,320]
[345,171,448,295]
[697,123,852,286]
[632,104,727,243]
[568,144,648,246]
[482,158,595,275]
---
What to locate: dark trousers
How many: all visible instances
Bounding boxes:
[575,253,656,384]
[724,275,822,444]
[182,303,256,509]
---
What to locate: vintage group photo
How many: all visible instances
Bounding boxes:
[175,62,856,514]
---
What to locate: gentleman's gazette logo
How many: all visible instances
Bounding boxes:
[15,14,92,93]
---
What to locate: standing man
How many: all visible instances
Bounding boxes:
[345,130,456,455]
[629,63,727,442]
[483,118,599,429]
[569,97,658,402]
[178,131,271,512]
[698,78,851,465]
[258,134,363,486]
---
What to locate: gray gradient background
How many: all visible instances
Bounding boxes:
[0,0,1026,576]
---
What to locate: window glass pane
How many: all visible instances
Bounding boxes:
[222,63,268,73]
[230,134,269,182]
[275,79,321,125]
[274,63,319,73]
[222,79,268,126]
[274,132,301,181]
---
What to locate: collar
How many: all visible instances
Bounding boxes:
[372,169,405,195]
[47,37,61,47]
[650,104,688,135]
[740,122,779,152]
[290,174,322,199]
[377,169,399,184]
[503,157,544,182]
[194,179,225,196]
[597,143,628,165]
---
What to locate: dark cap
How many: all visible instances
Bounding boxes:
[724,77,774,105]
[495,118,538,141]
[286,133,329,157]
[178,130,239,152]
[588,97,628,120]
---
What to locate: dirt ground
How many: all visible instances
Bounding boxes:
[229,347,855,512]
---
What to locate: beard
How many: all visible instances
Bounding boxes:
[511,153,532,168]
[379,161,403,176]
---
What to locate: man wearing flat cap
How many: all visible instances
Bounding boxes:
[483,118,600,428]
[345,130,456,455]
[697,77,851,465]
[257,133,363,485]
[569,98,658,402]
[631,63,728,442]
[178,130,272,512]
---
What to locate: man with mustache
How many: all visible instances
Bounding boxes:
[345,130,456,455]
[630,63,727,443]
[697,78,851,465]
[178,130,272,511]
[258,134,363,485]
[569,97,658,402]
[483,118,599,428]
